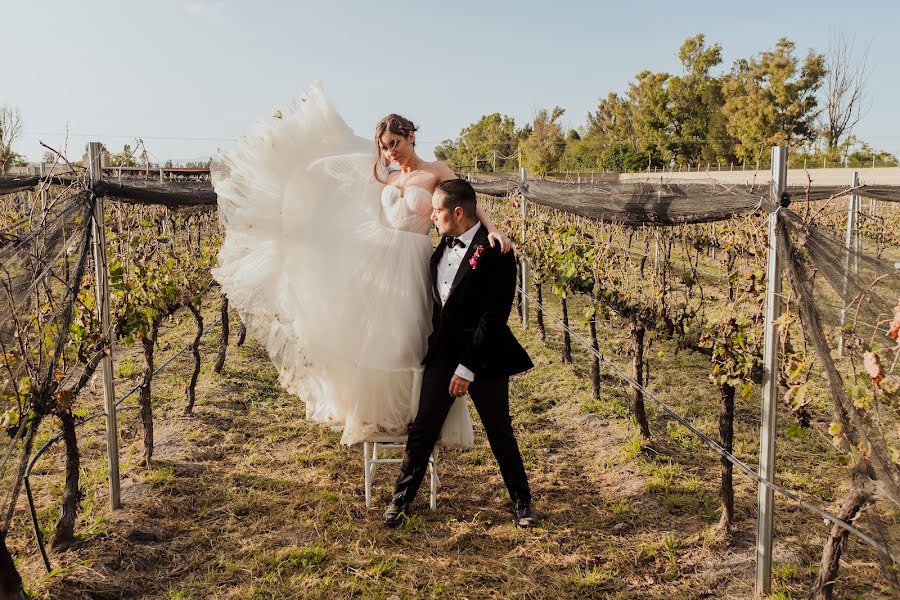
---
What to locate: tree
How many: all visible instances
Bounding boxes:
[584,35,726,168]
[667,34,736,165]
[722,38,826,165]
[626,70,672,162]
[434,113,518,171]
[434,138,457,162]
[460,113,518,170]
[702,80,735,164]
[5,153,27,167]
[522,107,566,177]
[560,127,611,171]
[0,106,23,174]
[587,92,636,151]
[109,144,139,167]
[845,140,898,167]
[516,122,533,142]
[587,71,672,168]
[581,34,742,169]
[598,141,632,171]
[820,32,871,150]
[184,159,212,168]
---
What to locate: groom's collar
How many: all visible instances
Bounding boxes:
[456,221,481,247]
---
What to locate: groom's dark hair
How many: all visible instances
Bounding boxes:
[436,178,477,218]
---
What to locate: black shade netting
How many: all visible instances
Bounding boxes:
[0,187,94,532]
[6,174,900,219]
[468,173,900,226]
[779,207,900,510]
[0,176,216,210]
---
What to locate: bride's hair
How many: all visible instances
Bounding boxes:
[373,114,418,183]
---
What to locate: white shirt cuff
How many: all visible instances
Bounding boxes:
[454,364,475,382]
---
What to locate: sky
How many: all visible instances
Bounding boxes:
[4,0,900,164]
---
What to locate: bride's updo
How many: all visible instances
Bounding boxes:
[374,114,418,183]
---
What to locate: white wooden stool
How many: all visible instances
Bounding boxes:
[362,369,439,509]
[363,435,439,509]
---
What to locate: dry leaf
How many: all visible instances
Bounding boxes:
[889,300,900,341]
[863,351,885,385]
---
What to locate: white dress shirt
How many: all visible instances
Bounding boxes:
[436,222,482,382]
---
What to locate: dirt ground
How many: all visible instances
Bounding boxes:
[8,291,896,599]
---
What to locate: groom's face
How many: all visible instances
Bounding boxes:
[431,190,462,236]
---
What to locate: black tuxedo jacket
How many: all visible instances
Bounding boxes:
[423,225,533,377]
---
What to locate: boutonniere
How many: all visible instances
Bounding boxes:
[468,244,486,269]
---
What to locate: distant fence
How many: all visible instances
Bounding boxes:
[4,164,210,179]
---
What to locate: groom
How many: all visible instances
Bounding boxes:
[383,178,538,528]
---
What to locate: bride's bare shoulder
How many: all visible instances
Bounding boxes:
[428,160,458,183]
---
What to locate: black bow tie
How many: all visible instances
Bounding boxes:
[443,236,465,249]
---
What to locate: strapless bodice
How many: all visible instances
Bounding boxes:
[380,185,433,235]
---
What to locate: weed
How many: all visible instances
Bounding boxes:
[581,396,628,419]
[663,533,679,566]
[462,449,487,466]
[276,542,329,574]
[399,514,422,532]
[622,437,643,460]
[116,357,143,379]
[145,465,175,484]
[166,586,191,600]
[635,544,658,564]
[645,461,685,494]
[563,564,613,589]
[366,555,399,579]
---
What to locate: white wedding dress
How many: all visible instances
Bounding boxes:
[211,83,474,446]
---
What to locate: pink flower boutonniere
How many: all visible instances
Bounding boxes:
[468,244,486,269]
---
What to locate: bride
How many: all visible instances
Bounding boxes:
[211,83,511,446]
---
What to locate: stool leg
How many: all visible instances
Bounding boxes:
[428,450,437,510]
[371,442,379,481]
[432,447,441,490]
[364,442,372,509]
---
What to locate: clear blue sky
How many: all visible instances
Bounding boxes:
[5,0,900,164]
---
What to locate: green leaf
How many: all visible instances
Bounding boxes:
[786,423,804,440]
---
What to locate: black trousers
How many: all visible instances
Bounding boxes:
[392,360,531,505]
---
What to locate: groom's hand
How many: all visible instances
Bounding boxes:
[449,374,470,397]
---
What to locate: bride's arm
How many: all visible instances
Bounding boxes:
[434,162,513,253]
[475,205,512,253]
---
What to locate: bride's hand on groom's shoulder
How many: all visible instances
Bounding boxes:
[487,230,513,254]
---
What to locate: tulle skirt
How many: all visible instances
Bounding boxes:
[211,83,474,446]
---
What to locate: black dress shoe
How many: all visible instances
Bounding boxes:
[382,498,411,528]
[513,500,538,528]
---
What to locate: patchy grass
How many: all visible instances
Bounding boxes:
[7,289,897,599]
[116,356,144,379]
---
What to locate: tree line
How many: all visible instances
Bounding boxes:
[435,34,898,176]
[1,33,896,176]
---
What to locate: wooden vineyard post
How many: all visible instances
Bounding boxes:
[520,167,529,328]
[653,232,660,271]
[88,142,121,510]
[755,145,787,596]
[838,171,860,357]
[38,163,47,211]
